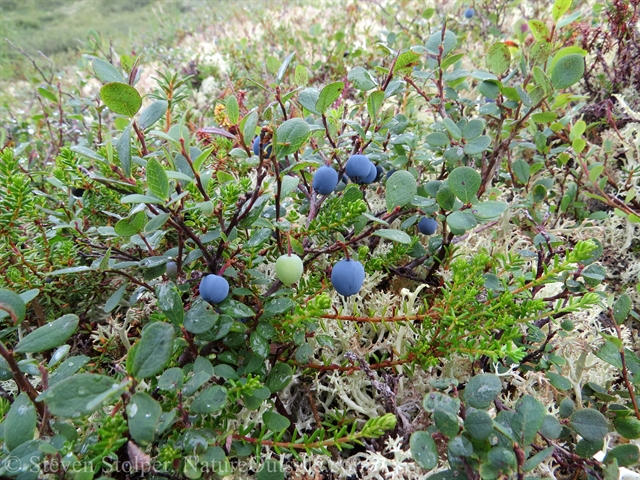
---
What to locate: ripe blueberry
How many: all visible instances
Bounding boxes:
[346,155,372,184]
[362,162,378,184]
[275,254,304,286]
[374,165,384,182]
[464,8,474,18]
[418,217,438,235]
[313,166,339,195]
[331,259,365,297]
[253,137,272,157]
[199,274,229,304]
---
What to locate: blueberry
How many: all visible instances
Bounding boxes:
[385,169,397,180]
[341,174,349,184]
[199,274,229,304]
[464,8,474,18]
[374,165,384,182]
[71,187,85,197]
[362,161,377,184]
[331,259,365,296]
[313,166,339,195]
[418,217,438,235]
[346,154,372,184]
[253,137,272,157]
[166,261,178,279]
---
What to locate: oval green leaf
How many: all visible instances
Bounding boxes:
[100,82,142,117]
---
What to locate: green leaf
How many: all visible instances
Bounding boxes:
[121,194,163,204]
[139,100,168,130]
[104,283,127,313]
[434,409,459,437]
[190,385,228,413]
[156,282,184,325]
[446,211,478,232]
[241,110,258,146]
[4,393,37,451]
[257,459,284,480]
[614,416,640,439]
[486,43,511,75]
[528,20,549,42]
[442,118,462,139]
[114,211,147,237]
[367,90,385,122]
[436,186,456,211]
[425,132,450,147]
[0,288,26,324]
[462,118,485,139]
[37,373,123,418]
[15,314,79,353]
[93,58,124,84]
[146,158,170,200]
[425,30,457,56]
[316,82,344,113]
[463,135,491,155]
[263,411,291,431]
[470,201,508,221]
[38,87,58,102]
[386,170,417,210]
[512,395,545,444]
[604,444,640,467]
[463,374,502,408]
[410,431,438,470]
[116,123,132,177]
[546,372,571,390]
[265,362,293,393]
[294,64,308,86]
[275,118,310,158]
[524,446,555,472]
[184,301,218,334]
[540,415,563,439]
[131,322,175,380]
[158,367,183,391]
[347,67,378,91]
[613,294,632,324]
[250,331,270,358]
[225,95,239,125]
[298,88,321,115]
[464,409,494,440]
[571,408,609,442]
[276,51,296,85]
[71,145,106,163]
[144,212,170,234]
[49,355,90,386]
[449,166,481,203]
[373,229,412,244]
[127,392,162,446]
[100,82,142,117]
[552,0,572,22]
[550,54,585,89]
[394,50,421,73]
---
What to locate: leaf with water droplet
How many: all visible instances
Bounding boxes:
[37,373,125,418]
[127,392,162,446]
[4,393,37,451]
[15,314,79,353]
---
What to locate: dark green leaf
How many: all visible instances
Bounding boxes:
[512,396,545,444]
[571,408,609,442]
[613,294,632,325]
[265,362,293,393]
[4,393,36,451]
[146,158,170,200]
[127,392,162,446]
[373,229,412,244]
[116,123,132,177]
[15,314,78,353]
[0,289,26,324]
[550,54,585,89]
[449,166,481,203]
[131,322,175,380]
[316,82,344,113]
[386,170,417,210]
[275,118,310,158]
[37,373,124,418]
[410,431,438,470]
[158,367,183,391]
[464,409,494,440]
[263,411,291,431]
[139,100,168,130]
[604,444,639,467]
[463,374,502,408]
[156,282,184,325]
[190,385,228,414]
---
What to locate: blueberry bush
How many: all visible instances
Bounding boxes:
[1,0,640,478]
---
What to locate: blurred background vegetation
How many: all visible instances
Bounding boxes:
[0,0,219,80]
